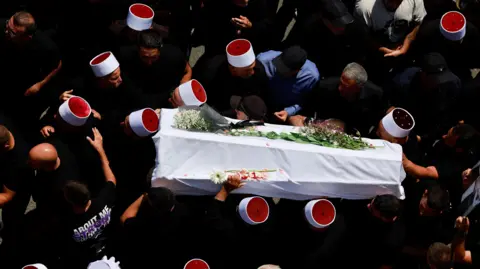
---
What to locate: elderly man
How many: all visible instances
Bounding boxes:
[0,11,62,140]
[289,63,384,136]
[256,46,320,122]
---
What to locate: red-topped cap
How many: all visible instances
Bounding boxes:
[142,108,159,132]
[184,259,209,269]
[91,52,111,65]
[312,200,336,226]
[246,197,269,223]
[441,11,465,32]
[130,3,154,18]
[227,39,252,56]
[191,80,207,103]
[69,96,91,118]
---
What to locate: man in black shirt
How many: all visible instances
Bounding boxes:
[289,62,384,136]
[0,12,62,140]
[403,181,453,259]
[403,124,480,206]
[342,195,406,269]
[413,11,480,81]
[67,51,147,136]
[390,53,462,143]
[39,95,105,194]
[193,39,269,115]
[0,117,34,261]
[60,128,117,269]
[118,29,191,108]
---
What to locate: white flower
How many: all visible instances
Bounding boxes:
[174,110,212,131]
[210,170,227,184]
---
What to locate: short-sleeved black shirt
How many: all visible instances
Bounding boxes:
[65,181,116,256]
[0,114,33,192]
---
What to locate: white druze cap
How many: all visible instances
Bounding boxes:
[381,107,415,138]
[440,11,467,41]
[179,79,207,106]
[58,96,92,126]
[127,3,155,31]
[128,108,159,137]
[90,51,120,78]
[238,196,269,225]
[226,39,255,68]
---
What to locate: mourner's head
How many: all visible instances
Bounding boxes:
[137,29,162,66]
[338,62,367,99]
[122,108,159,137]
[28,143,60,171]
[138,187,177,219]
[368,194,401,223]
[169,79,207,108]
[64,180,91,212]
[443,124,480,153]
[258,265,281,269]
[90,52,123,89]
[383,0,403,11]
[55,96,92,130]
[319,0,354,35]
[377,107,415,144]
[427,242,451,269]
[226,39,256,78]
[5,12,36,44]
[0,125,14,152]
[230,95,267,121]
[419,184,450,216]
[273,46,307,78]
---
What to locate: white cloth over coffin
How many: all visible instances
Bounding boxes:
[152,109,406,200]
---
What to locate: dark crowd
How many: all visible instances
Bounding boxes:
[1,0,480,268]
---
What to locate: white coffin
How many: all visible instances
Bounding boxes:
[152,109,406,200]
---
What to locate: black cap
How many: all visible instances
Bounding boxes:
[321,0,354,28]
[422,52,448,74]
[273,46,308,76]
[230,95,267,121]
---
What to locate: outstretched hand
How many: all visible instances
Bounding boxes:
[224,174,246,193]
[86,128,104,153]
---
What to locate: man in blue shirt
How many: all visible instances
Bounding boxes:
[257,46,320,122]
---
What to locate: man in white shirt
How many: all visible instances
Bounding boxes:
[355,0,427,57]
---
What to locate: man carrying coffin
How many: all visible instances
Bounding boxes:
[194,39,269,116]
[203,176,277,269]
[104,108,160,215]
[67,51,146,134]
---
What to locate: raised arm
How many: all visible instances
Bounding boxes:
[86,128,117,185]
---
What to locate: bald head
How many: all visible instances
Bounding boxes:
[29,143,59,170]
[12,11,36,35]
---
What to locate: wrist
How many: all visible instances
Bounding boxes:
[215,187,228,202]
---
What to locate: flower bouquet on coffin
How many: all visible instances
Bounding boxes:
[173,104,229,132]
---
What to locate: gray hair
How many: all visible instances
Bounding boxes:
[258,265,281,269]
[342,62,368,87]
